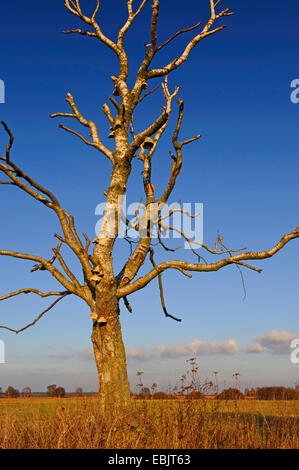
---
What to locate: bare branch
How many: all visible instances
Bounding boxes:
[0,293,69,334]
[117,119,171,287]
[160,221,203,261]
[158,203,201,222]
[228,260,262,274]
[0,128,92,284]
[102,103,114,125]
[109,95,121,112]
[30,243,62,272]
[161,221,258,273]
[156,21,202,52]
[147,5,234,79]
[91,0,100,21]
[61,29,97,38]
[51,93,113,162]
[0,128,92,288]
[162,221,246,258]
[137,84,160,104]
[118,99,185,289]
[123,296,133,313]
[159,99,201,207]
[64,0,119,56]
[128,76,180,156]
[83,233,91,253]
[1,121,14,162]
[0,289,70,302]
[156,227,181,253]
[64,211,85,252]
[150,0,159,53]
[58,124,101,151]
[118,0,149,45]
[0,125,61,207]
[0,249,76,293]
[149,248,182,322]
[54,233,66,244]
[52,246,81,290]
[118,226,299,297]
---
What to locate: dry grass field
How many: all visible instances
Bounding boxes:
[0,396,298,449]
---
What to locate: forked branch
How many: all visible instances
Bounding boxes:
[128,76,180,156]
[64,0,119,55]
[0,122,93,298]
[51,93,113,162]
[159,98,201,207]
[0,293,69,334]
[146,1,234,78]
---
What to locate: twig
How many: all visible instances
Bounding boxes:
[123,296,133,313]
[1,121,14,162]
[149,247,182,322]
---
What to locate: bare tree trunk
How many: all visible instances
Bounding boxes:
[91,293,131,407]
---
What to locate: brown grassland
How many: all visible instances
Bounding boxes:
[0,396,298,449]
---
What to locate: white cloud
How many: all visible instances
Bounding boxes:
[243,330,299,355]
[47,329,299,365]
[243,343,269,354]
[126,348,153,361]
[49,349,93,361]
[153,338,239,358]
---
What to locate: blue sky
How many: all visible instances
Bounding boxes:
[0,0,298,393]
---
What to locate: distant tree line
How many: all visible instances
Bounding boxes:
[245,387,299,400]
[0,385,84,398]
[132,386,299,400]
[1,384,298,400]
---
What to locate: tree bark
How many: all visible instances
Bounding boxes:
[91,296,131,407]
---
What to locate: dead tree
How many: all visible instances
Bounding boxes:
[1,1,298,407]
